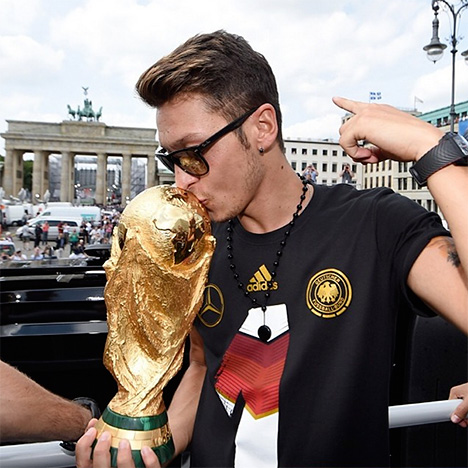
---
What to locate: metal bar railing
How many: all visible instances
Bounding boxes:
[389,399,460,428]
[0,400,462,467]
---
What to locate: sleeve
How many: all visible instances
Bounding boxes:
[374,190,449,317]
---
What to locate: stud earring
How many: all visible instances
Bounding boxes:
[259,147,264,154]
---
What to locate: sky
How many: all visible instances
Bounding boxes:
[1,0,468,156]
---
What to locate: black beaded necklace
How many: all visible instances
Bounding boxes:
[226,176,309,342]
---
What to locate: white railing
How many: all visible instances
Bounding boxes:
[0,400,461,468]
[388,399,460,428]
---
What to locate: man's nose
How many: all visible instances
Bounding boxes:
[174,166,200,189]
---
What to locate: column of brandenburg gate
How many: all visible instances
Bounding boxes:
[0,119,169,205]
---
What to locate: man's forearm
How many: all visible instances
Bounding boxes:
[166,360,207,459]
[0,361,92,442]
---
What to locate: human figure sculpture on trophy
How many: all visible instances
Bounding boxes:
[92,185,215,467]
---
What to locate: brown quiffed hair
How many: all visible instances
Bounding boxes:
[136,30,284,152]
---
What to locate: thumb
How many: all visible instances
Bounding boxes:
[449,383,468,428]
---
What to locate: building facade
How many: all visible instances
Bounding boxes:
[1,100,466,210]
[284,138,362,187]
[0,120,160,205]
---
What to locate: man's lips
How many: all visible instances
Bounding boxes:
[193,194,206,205]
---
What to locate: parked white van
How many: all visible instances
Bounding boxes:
[34,206,101,223]
[34,202,73,216]
[2,203,34,225]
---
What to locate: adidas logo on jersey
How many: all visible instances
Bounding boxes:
[247,264,278,292]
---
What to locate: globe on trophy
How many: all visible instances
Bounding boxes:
[92,185,215,467]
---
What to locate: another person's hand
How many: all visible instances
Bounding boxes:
[75,419,162,468]
[449,383,468,428]
[332,97,443,165]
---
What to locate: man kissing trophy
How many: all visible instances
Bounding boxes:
[93,186,215,467]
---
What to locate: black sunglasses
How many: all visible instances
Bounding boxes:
[155,105,261,176]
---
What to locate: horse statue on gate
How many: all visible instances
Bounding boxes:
[67,104,76,120]
[77,98,96,121]
[67,87,103,122]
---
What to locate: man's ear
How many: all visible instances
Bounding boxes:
[254,103,278,152]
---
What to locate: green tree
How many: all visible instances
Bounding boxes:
[23,160,33,191]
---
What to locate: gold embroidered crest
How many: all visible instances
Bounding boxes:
[306,268,352,318]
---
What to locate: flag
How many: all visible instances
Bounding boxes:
[369,91,382,101]
[414,96,424,110]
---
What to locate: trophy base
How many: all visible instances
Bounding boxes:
[93,406,175,467]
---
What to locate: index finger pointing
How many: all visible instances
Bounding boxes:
[332,96,362,114]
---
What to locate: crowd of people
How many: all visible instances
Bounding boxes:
[0,209,120,262]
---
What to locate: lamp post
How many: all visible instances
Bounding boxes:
[463,49,468,64]
[423,0,468,132]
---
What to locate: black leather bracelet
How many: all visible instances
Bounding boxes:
[409,132,468,186]
[60,397,101,455]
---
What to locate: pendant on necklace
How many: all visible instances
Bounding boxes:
[258,324,272,342]
[227,176,309,346]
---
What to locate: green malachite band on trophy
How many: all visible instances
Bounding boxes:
[109,441,175,468]
[102,407,168,431]
[92,407,175,467]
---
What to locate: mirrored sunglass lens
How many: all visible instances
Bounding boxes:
[177,151,208,175]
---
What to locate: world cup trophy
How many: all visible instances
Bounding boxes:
[93,186,215,467]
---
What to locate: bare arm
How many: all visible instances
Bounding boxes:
[0,360,92,443]
[333,97,468,332]
[333,97,468,426]
[167,326,207,457]
[408,236,468,334]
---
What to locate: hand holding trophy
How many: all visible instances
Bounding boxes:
[93,185,215,467]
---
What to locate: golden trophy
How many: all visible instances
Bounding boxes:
[93,186,215,467]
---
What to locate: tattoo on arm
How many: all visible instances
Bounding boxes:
[448,248,461,268]
[430,237,461,268]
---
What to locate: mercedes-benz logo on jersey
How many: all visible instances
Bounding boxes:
[198,283,225,327]
[306,268,352,318]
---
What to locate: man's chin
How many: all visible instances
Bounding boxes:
[208,211,236,224]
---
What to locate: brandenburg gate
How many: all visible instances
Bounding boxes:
[1,119,162,205]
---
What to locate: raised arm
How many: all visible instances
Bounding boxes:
[333,96,468,427]
[333,97,468,329]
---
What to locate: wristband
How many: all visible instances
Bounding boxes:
[409,132,468,186]
[60,397,101,455]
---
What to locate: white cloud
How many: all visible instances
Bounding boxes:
[1,0,468,155]
[0,93,60,124]
[285,113,343,141]
[411,57,468,111]
[0,35,64,86]
[0,0,42,35]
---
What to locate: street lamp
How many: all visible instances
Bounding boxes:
[423,0,468,132]
[463,49,468,64]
